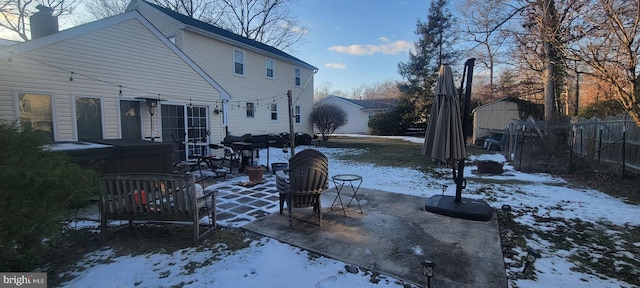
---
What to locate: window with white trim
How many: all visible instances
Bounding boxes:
[294,67,301,86]
[17,93,54,141]
[246,102,255,117]
[75,97,103,140]
[234,49,244,75]
[265,58,274,79]
[294,105,301,124]
[270,103,278,120]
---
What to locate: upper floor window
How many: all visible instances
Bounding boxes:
[246,102,255,117]
[265,58,274,79]
[294,67,301,86]
[270,103,278,120]
[234,49,244,75]
[294,105,301,124]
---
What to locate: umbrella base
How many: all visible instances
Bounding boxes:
[425,195,493,222]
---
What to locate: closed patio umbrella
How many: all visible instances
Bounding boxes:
[422,64,466,168]
[422,59,493,221]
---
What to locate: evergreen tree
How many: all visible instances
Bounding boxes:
[397,0,460,129]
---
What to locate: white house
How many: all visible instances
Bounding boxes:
[315,95,395,134]
[127,0,318,139]
[0,10,230,163]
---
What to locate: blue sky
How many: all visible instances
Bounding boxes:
[0,1,436,93]
[291,0,432,93]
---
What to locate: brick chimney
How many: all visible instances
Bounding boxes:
[30,5,59,39]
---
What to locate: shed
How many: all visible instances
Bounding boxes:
[472,97,543,144]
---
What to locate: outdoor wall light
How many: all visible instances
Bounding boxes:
[421,259,436,288]
[145,98,158,116]
[522,248,541,274]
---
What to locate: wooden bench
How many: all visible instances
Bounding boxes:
[99,173,215,242]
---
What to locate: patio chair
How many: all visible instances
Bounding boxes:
[276,149,329,226]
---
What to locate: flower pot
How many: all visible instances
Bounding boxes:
[246,165,266,182]
[271,162,288,173]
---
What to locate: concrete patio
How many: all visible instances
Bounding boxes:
[210,173,508,287]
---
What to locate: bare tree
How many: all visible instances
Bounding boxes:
[0,0,79,41]
[457,0,522,90]
[78,0,304,51]
[216,0,305,51]
[311,104,347,141]
[313,81,338,102]
[567,0,640,126]
[151,0,219,22]
[83,0,129,19]
[505,0,585,120]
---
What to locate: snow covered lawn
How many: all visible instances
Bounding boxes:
[58,136,639,288]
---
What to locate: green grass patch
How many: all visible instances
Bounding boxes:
[316,136,437,171]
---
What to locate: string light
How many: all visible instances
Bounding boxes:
[1,47,300,110]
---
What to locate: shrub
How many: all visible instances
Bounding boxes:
[0,121,99,271]
[311,104,347,141]
[368,112,404,135]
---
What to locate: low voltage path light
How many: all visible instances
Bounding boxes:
[421,260,436,288]
[522,248,541,274]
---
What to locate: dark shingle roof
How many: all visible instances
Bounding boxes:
[140,0,317,70]
[334,96,395,110]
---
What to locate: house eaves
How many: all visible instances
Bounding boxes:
[137,0,318,72]
[328,96,394,111]
[0,11,231,101]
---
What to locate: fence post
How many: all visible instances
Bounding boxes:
[598,125,603,165]
[519,124,525,170]
[622,124,626,178]
[569,125,575,171]
[580,126,584,156]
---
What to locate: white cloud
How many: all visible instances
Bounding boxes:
[328,40,412,56]
[325,63,347,69]
[379,37,389,42]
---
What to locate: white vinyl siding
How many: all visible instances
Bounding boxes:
[0,17,224,143]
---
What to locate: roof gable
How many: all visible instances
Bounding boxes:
[1,11,230,100]
[133,0,317,71]
[319,95,394,110]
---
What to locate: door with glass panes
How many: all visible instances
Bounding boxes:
[161,104,209,163]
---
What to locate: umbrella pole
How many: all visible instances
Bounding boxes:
[455,58,476,203]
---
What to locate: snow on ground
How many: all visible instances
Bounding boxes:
[60,135,639,288]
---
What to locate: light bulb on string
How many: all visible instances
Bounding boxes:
[69,71,74,81]
[119,85,122,96]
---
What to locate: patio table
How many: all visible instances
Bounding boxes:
[330,174,363,216]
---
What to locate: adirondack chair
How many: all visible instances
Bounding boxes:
[276,149,329,226]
